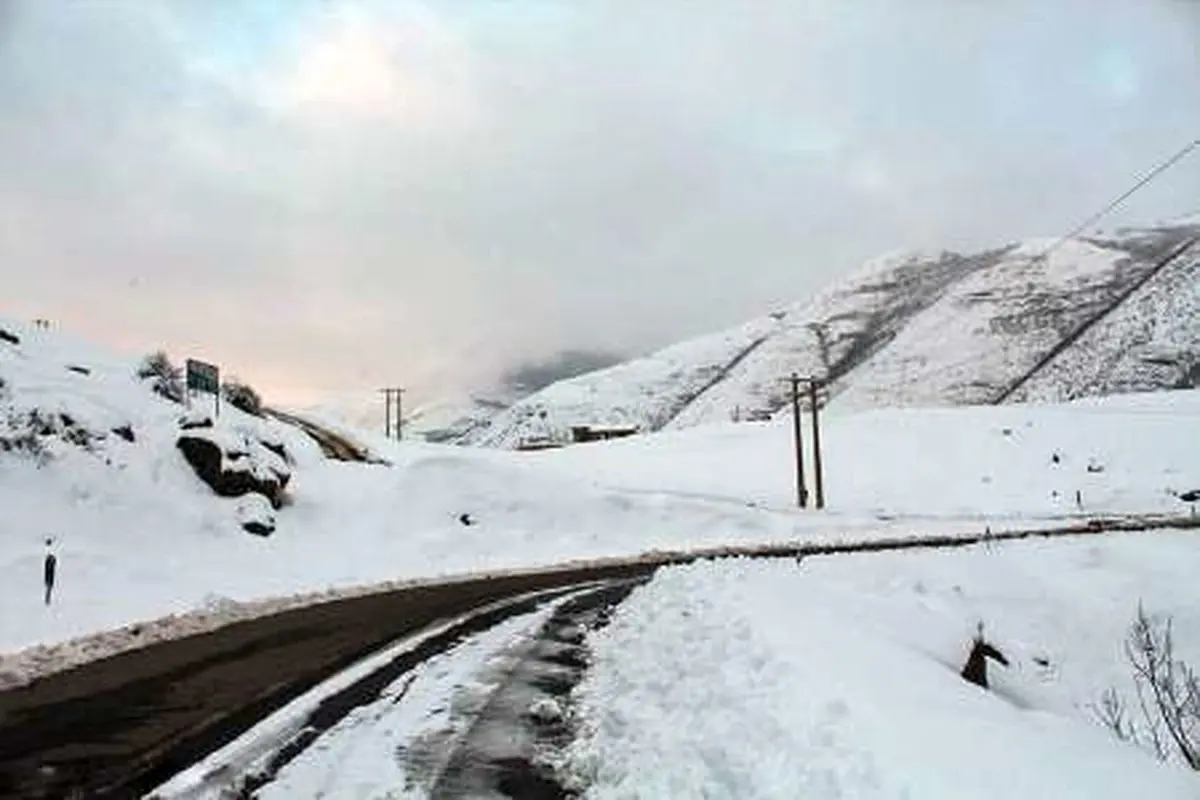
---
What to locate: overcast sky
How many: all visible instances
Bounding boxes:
[2,1,1198,406]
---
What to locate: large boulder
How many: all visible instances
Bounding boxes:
[177,423,292,511]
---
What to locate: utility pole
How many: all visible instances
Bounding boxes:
[790,373,808,508]
[808,378,825,510]
[380,387,405,439]
[395,387,405,440]
[380,388,394,438]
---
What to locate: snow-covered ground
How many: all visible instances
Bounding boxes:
[1,313,1198,687]
[3,312,1199,794]
[531,389,1200,518]
[562,537,1200,797]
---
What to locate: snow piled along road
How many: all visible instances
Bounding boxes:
[562,533,1200,798]
[2,313,1198,684]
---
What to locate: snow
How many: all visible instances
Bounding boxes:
[460,315,783,447]
[562,541,1200,798]
[1,312,1198,692]
[1011,240,1200,403]
[832,239,1128,409]
[531,390,1200,518]
[151,587,571,799]
[253,592,574,800]
[464,223,1198,444]
[3,310,1199,794]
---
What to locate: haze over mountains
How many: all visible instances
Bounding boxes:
[416,218,1200,448]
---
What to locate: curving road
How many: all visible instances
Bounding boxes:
[1,514,1195,799]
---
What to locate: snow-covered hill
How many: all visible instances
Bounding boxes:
[1,306,1198,693]
[466,222,1199,447]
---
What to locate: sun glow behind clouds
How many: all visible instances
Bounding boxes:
[263,5,477,131]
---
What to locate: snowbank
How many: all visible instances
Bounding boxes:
[563,536,1200,797]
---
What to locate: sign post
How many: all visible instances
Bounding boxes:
[186,359,221,418]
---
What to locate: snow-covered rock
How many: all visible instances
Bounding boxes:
[236,495,277,537]
[177,419,292,510]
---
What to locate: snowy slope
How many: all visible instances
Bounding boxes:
[531,390,1200,518]
[666,247,1006,428]
[563,547,1200,798]
[469,222,1198,447]
[460,316,782,448]
[1011,232,1200,403]
[1,312,1197,686]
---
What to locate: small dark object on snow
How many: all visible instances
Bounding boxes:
[961,634,1009,689]
[1033,656,1050,668]
[1075,489,1083,509]
[243,518,274,537]
[0,328,19,345]
[1001,427,1013,436]
[1087,463,1104,474]
[1178,489,1200,503]
[43,539,57,606]
[111,424,136,443]
[458,513,475,526]
[67,365,91,376]
[1051,452,1061,465]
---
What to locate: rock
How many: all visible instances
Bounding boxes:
[178,410,214,430]
[177,427,291,509]
[961,635,1009,689]
[110,424,136,443]
[528,697,564,724]
[237,494,277,537]
[0,328,19,346]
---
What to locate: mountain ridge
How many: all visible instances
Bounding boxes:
[461,221,1199,448]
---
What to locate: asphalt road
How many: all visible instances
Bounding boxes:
[0,561,655,800]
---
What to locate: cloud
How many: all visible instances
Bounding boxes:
[1,0,1198,407]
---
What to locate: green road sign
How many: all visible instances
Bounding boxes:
[186,359,220,395]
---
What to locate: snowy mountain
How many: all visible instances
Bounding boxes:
[465,221,1199,448]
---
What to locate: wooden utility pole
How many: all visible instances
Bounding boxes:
[790,373,808,508]
[395,388,406,440]
[380,387,405,439]
[808,378,825,509]
[380,388,393,438]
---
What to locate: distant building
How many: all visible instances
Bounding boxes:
[515,437,565,452]
[570,425,638,444]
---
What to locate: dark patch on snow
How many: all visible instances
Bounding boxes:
[66,365,90,376]
[241,519,274,537]
[961,635,1009,690]
[110,425,136,443]
[178,414,213,431]
[0,328,19,346]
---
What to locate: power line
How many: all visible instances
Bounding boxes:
[1034,137,1200,264]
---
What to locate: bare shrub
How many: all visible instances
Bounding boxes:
[137,351,184,404]
[1094,605,1200,768]
[222,379,263,417]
